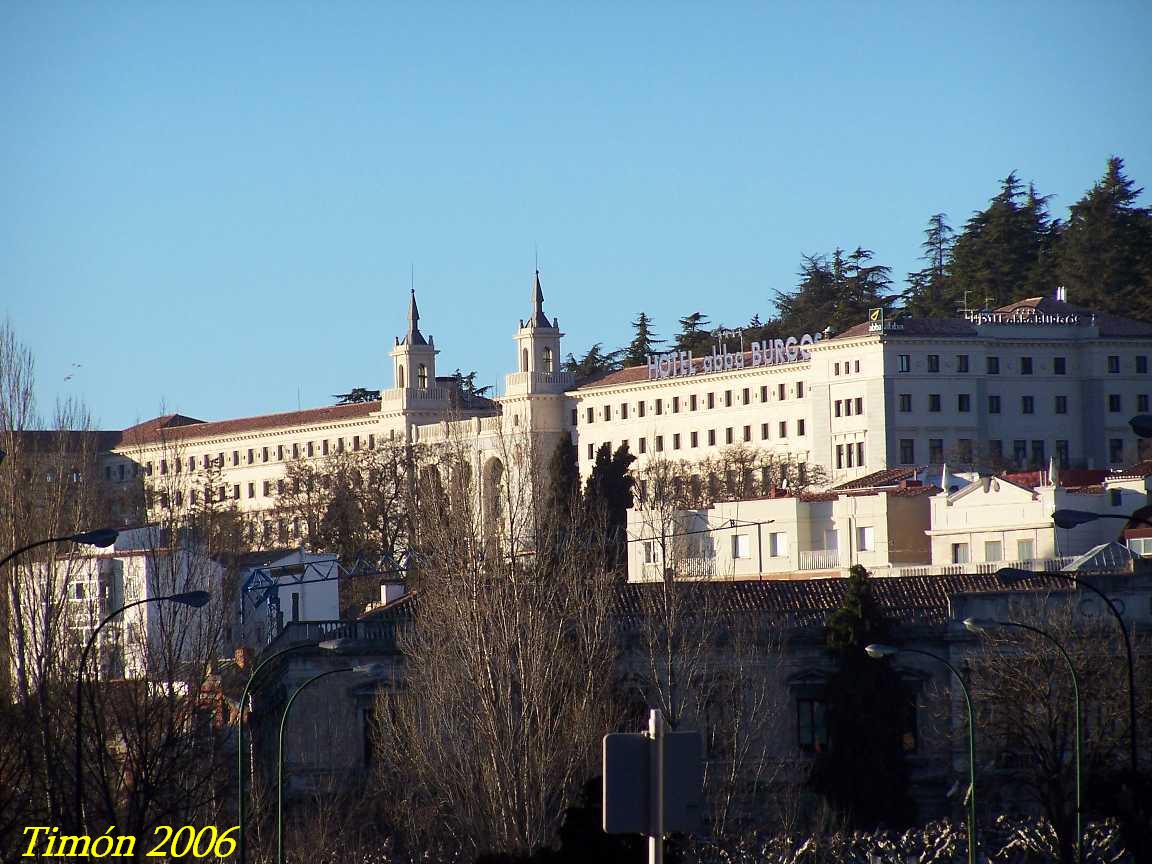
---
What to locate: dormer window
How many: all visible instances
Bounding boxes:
[418,364,428,389]
[542,346,553,373]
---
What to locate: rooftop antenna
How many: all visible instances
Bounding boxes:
[958,290,972,315]
[534,242,539,274]
[410,262,414,293]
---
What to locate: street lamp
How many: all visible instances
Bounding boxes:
[996,567,1138,775]
[74,590,211,830]
[1051,509,1152,530]
[965,617,1083,864]
[0,527,119,572]
[276,663,384,864]
[866,643,977,864]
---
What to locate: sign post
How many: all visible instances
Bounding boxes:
[603,709,703,863]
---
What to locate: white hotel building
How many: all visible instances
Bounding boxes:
[98,277,1152,565]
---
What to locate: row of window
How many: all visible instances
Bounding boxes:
[896,437,1130,466]
[902,393,1151,416]
[585,419,806,459]
[832,359,862,376]
[112,433,379,481]
[578,382,806,424]
[833,397,864,418]
[834,442,867,470]
[896,352,1150,375]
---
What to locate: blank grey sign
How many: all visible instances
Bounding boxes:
[602,733,650,834]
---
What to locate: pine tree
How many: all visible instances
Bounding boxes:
[584,442,636,570]
[561,344,623,383]
[623,312,663,367]
[1056,156,1152,320]
[674,312,712,354]
[903,213,956,317]
[809,565,916,829]
[776,249,894,335]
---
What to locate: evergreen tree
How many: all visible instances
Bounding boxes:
[584,442,636,570]
[674,312,712,354]
[903,213,956,317]
[950,172,1059,309]
[562,343,623,383]
[540,436,581,565]
[623,312,663,366]
[1056,156,1152,320]
[809,565,916,830]
[776,248,894,335]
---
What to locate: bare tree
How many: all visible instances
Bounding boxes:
[373,423,622,858]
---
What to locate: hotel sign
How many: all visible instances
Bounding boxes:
[647,332,822,380]
[963,310,1081,325]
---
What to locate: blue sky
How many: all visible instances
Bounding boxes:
[3,2,1150,429]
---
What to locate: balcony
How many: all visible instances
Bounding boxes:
[505,370,575,390]
[799,549,839,571]
[263,620,401,655]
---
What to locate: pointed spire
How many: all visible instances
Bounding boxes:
[403,288,427,346]
[528,270,552,328]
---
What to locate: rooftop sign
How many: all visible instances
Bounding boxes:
[963,309,1082,325]
[647,332,822,380]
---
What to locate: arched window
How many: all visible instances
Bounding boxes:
[521,348,529,372]
[542,346,553,373]
[397,364,405,388]
[418,364,428,389]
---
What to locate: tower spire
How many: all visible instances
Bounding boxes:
[529,269,551,328]
[403,288,427,346]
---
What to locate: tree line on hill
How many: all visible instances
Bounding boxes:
[564,157,1152,382]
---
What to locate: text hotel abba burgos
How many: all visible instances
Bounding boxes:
[647,333,823,380]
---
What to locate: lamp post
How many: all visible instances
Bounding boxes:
[74,589,210,830]
[1,527,119,572]
[275,663,382,864]
[866,643,977,864]
[996,567,1138,775]
[965,617,1083,864]
[236,641,327,864]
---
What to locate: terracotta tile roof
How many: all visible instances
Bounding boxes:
[886,484,942,497]
[616,571,1059,627]
[833,466,921,490]
[116,402,381,447]
[1111,460,1152,480]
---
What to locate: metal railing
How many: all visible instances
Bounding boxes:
[798,549,839,571]
[262,620,400,655]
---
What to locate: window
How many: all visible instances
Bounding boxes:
[262,481,271,496]
[1139,394,1150,413]
[743,425,751,442]
[834,362,840,376]
[307,442,315,457]
[835,444,844,469]
[927,354,940,373]
[1108,355,1120,374]
[639,438,647,454]
[708,429,716,446]
[899,439,915,464]
[797,698,828,753]
[987,356,1000,375]
[779,421,788,438]
[188,456,195,472]
[855,441,865,467]
[1108,394,1122,413]
[655,399,663,415]
[951,543,969,564]
[845,444,854,468]
[760,423,769,440]
[854,397,863,414]
[1013,440,1027,465]
[1021,356,1033,375]
[672,433,681,450]
[707,392,715,409]
[291,443,299,459]
[643,541,659,565]
[778,383,786,401]
[1054,356,1067,375]
[1109,438,1124,463]
[247,483,255,499]
[1017,539,1034,561]
[368,434,375,449]
[604,405,612,422]
[957,354,969,373]
[898,394,912,412]
[834,400,842,418]
[856,526,874,552]
[797,381,806,398]
[929,394,941,412]
[897,354,910,373]
[689,395,697,411]
[731,534,750,559]
[672,397,679,414]
[958,394,971,412]
[989,395,1001,414]
[958,439,973,462]
[929,438,944,463]
[1110,489,1123,507]
[587,443,595,460]
[691,431,698,448]
[742,387,750,405]
[233,484,240,499]
[1138,356,1149,374]
[768,532,789,557]
[655,435,664,452]
[262,447,269,462]
[724,390,732,407]
[1022,396,1034,414]
[725,428,733,445]
[1055,395,1068,414]
[638,401,646,418]
[586,407,594,423]
[1056,439,1069,469]
[798,419,806,436]
[854,360,860,373]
